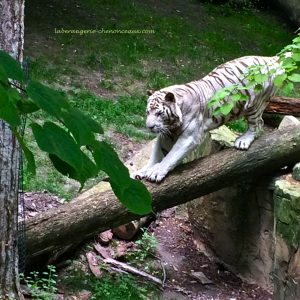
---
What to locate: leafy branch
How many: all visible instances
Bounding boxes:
[0,50,152,215]
[208,31,300,116]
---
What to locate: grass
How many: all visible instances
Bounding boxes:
[67,89,155,139]
[25,0,293,92]
[63,270,159,300]
[23,0,294,197]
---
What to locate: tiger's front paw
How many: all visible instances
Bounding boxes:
[234,131,255,150]
[133,168,148,180]
[143,163,167,183]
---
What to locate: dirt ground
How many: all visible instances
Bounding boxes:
[151,208,272,300]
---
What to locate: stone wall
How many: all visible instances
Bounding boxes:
[186,119,300,298]
[188,175,300,292]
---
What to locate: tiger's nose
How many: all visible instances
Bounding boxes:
[148,125,155,130]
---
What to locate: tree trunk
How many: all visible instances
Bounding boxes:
[266,96,300,116]
[25,126,300,265]
[0,0,24,299]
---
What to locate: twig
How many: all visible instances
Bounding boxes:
[150,252,167,287]
[103,257,163,287]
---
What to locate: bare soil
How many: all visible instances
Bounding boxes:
[151,208,272,300]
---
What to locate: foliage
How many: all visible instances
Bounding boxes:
[63,270,158,300]
[0,50,152,215]
[89,274,148,300]
[20,265,57,300]
[208,32,300,117]
[126,229,158,268]
[227,118,248,132]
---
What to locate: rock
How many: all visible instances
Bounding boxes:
[274,178,300,248]
[292,163,300,181]
[94,243,113,259]
[190,271,213,285]
[188,174,300,289]
[86,251,102,278]
[210,125,239,148]
[278,115,300,130]
[97,230,113,245]
[188,180,275,288]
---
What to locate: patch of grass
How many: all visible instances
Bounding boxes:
[25,0,293,93]
[63,270,159,300]
[68,89,154,139]
[24,164,77,200]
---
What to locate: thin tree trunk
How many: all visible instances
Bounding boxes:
[0,0,24,299]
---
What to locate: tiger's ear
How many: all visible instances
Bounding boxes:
[147,89,154,96]
[165,92,175,103]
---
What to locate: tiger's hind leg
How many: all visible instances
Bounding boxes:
[234,115,264,150]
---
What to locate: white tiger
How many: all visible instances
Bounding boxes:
[135,55,281,182]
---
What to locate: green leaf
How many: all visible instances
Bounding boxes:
[254,84,263,93]
[254,73,268,84]
[17,99,40,114]
[14,130,36,175]
[288,73,300,82]
[292,52,300,61]
[231,93,241,102]
[27,80,70,117]
[49,154,77,179]
[111,179,152,215]
[220,102,234,115]
[62,108,103,146]
[0,65,8,83]
[274,73,287,87]
[0,50,25,82]
[239,93,248,101]
[92,141,152,215]
[212,106,222,116]
[215,89,230,99]
[281,57,294,69]
[281,82,294,95]
[0,86,21,127]
[31,122,98,186]
[92,141,130,185]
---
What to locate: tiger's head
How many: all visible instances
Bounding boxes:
[145,90,183,136]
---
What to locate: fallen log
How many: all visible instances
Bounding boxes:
[25,126,300,265]
[266,96,300,116]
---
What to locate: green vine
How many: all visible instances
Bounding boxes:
[208,30,300,116]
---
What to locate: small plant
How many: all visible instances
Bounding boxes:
[99,79,115,91]
[127,229,159,266]
[20,265,58,300]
